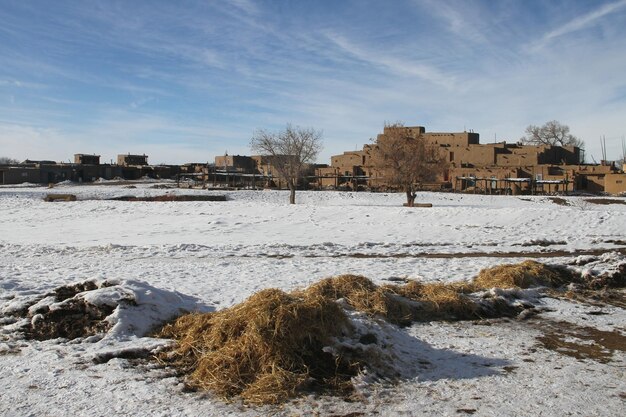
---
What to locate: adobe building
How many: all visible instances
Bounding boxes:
[209,154,318,189]
[74,154,101,165]
[214,155,257,173]
[117,154,148,166]
[321,124,623,195]
[605,173,626,195]
[0,164,41,184]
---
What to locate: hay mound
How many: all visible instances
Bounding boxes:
[299,275,417,325]
[159,266,591,404]
[157,276,487,404]
[412,282,478,319]
[474,260,573,289]
[299,275,478,324]
[158,288,358,404]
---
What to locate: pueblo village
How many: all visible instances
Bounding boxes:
[1,2,626,417]
[2,122,626,196]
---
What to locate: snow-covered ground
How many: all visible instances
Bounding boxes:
[1,182,625,416]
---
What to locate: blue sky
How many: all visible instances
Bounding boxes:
[1,0,625,164]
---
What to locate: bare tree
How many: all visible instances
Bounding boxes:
[251,124,323,204]
[0,157,20,165]
[520,120,584,148]
[370,122,448,207]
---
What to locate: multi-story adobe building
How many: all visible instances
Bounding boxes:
[317,124,626,195]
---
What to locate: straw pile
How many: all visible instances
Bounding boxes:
[157,276,485,404]
[299,274,415,325]
[157,261,581,404]
[158,288,358,404]
[473,260,573,289]
[298,275,478,324]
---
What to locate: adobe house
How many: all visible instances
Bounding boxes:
[215,155,257,172]
[604,173,626,195]
[571,164,614,194]
[117,154,148,166]
[74,154,101,165]
[322,124,623,194]
[0,165,41,184]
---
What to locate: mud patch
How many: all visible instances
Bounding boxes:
[1,280,124,341]
[108,195,227,202]
[250,248,626,260]
[29,297,114,341]
[556,289,626,309]
[516,239,567,247]
[533,320,626,364]
[549,197,570,206]
[54,281,100,301]
[581,262,626,289]
[583,198,626,205]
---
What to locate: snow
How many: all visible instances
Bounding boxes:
[1,183,625,416]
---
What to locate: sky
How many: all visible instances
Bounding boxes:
[1,0,625,165]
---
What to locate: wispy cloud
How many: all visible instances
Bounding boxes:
[229,0,260,16]
[324,31,457,90]
[415,0,488,44]
[531,0,626,51]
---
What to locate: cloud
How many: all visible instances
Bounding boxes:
[415,0,488,43]
[228,0,260,16]
[531,0,626,51]
[323,31,456,90]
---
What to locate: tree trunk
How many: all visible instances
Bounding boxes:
[289,182,296,204]
[405,190,416,207]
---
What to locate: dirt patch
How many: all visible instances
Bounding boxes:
[582,262,626,289]
[549,197,570,206]
[108,195,227,202]
[533,319,626,363]
[555,288,626,309]
[251,248,626,260]
[583,198,626,205]
[2,280,121,341]
[517,239,567,247]
[29,298,114,340]
[54,281,100,301]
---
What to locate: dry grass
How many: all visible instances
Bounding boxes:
[299,275,479,324]
[157,276,486,404]
[299,275,415,325]
[156,261,583,405]
[473,260,573,289]
[414,282,478,319]
[158,288,357,404]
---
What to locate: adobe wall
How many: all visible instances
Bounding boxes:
[117,154,148,166]
[604,173,626,195]
[425,132,480,146]
[447,145,496,166]
[0,167,41,184]
[331,151,368,173]
[215,155,256,172]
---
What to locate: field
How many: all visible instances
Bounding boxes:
[1,181,625,416]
